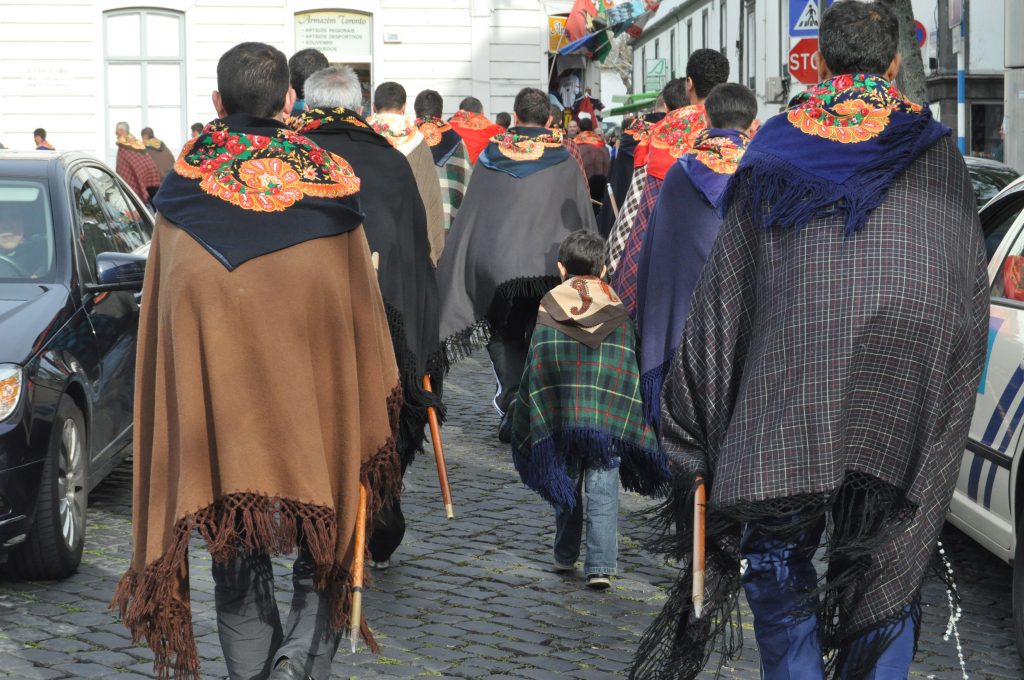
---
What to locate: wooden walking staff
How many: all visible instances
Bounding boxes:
[692,476,706,619]
[422,375,455,519]
[350,483,367,653]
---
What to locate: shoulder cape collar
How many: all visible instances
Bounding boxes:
[449,110,497,130]
[117,134,147,151]
[477,126,569,179]
[368,112,424,154]
[153,113,363,270]
[538,276,629,349]
[295,107,390,147]
[680,128,751,210]
[574,130,605,148]
[643,104,707,179]
[416,116,463,166]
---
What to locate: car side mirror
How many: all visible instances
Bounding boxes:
[85,251,147,293]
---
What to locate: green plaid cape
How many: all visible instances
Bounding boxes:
[511,319,669,512]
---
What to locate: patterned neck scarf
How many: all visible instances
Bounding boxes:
[574,130,605,148]
[639,104,707,178]
[116,133,146,151]
[153,113,362,270]
[449,110,495,130]
[731,73,949,235]
[143,137,164,150]
[478,126,570,179]
[368,112,423,154]
[296,107,377,136]
[416,115,463,166]
[621,111,665,158]
[681,128,751,210]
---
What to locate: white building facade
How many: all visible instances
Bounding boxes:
[0,0,584,163]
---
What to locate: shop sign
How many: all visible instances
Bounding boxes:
[549,16,568,52]
[295,11,372,57]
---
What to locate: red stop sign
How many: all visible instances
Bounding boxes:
[788,38,821,85]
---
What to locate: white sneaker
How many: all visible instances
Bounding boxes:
[587,574,611,590]
[370,560,390,570]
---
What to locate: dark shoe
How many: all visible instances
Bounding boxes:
[270,657,313,680]
[587,574,611,590]
[497,407,513,443]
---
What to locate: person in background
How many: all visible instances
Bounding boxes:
[448,96,504,164]
[566,119,580,139]
[414,89,472,233]
[288,48,329,117]
[369,82,446,264]
[33,128,53,150]
[510,230,668,590]
[574,117,610,182]
[113,121,161,205]
[495,111,511,129]
[190,122,204,139]
[140,126,175,180]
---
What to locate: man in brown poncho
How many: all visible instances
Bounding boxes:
[112,42,402,680]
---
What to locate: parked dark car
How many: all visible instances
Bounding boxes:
[0,151,151,580]
[966,155,1021,208]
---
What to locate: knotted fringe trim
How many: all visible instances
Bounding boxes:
[442,275,560,368]
[110,385,404,680]
[383,302,445,467]
[639,361,668,433]
[511,427,670,512]
[725,113,937,236]
[632,467,920,680]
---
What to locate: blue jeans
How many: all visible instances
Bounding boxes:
[741,520,916,680]
[553,464,619,576]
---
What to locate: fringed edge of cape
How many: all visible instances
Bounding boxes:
[723,113,940,237]
[110,385,404,680]
[639,361,668,433]
[384,302,445,468]
[441,275,560,369]
[511,427,670,512]
[630,466,927,680]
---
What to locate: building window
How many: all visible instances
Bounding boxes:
[104,9,186,166]
[971,102,1006,161]
[702,9,709,48]
[687,19,693,58]
[746,4,756,89]
[720,0,727,56]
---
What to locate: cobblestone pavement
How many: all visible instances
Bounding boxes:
[1,353,1022,679]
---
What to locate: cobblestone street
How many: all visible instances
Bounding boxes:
[0,353,1021,679]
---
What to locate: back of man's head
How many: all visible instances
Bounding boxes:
[374,82,407,113]
[191,122,204,135]
[140,127,154,139]
[414,89,444,119]
[820,1,898,76]
[289,48,329,100]
[33,128,46,140]
[705,84,758,131]
[558,230,606,278]
[549,106,563,127]
[217,42,290,118]
[654,94,667,112]
[459,97,484,114]
[513,88,550,127]
[661,78,689,110]
[579,117,594,132]
[116,121,130,135]
[305,66,364,112]
[686,48,731,100]
[495,112,512,128]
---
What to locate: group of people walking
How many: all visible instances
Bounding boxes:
[112,2,990,680]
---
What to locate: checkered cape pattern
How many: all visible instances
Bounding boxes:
[612,175,663,315]
[511,319,667,512]
[438,141,472,231]
[656,137,988,642]
[117,146,162,203]
[606,165,647,276]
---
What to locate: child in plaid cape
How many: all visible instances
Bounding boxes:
[510,231,670,589]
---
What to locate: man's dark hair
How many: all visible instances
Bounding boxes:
[140,127,154,139]
[820,1,898,76]
[191,122,204,134]
[513,88,550,127]
[459,97,484,113]
[579,117,594,132]
[661,78,689,110]
[495,112,512,128]
[288,48,329,99]
[559,230,606,277]
[33,128,46,140]
[217,42,290,118]
[705,83,758,131]
[549,106,564,127]
[374,82,407,112]
[414,89,444,118]
[685,48,731,100]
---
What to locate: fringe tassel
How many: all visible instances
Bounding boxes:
[639,361,668,433]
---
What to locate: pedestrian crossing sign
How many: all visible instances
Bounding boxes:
[790,0,833,37]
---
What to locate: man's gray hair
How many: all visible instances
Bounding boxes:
[304,66,364,112]
[116,121,130,133]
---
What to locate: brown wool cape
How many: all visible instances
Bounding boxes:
[113,217,402,679]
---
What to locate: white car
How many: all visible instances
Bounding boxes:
[949,173,1024,657]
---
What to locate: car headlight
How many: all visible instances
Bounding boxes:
[0,365,23,422]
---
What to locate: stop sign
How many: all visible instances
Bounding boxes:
[788,38,820,85]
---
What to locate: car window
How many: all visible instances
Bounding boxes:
[86,167,152,253]
[73,170,118,281]
[982,194,1024,264]
[0,180,56,282]
[972,165,1021,207]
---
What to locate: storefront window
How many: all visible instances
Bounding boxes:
[295,10,373,110]
[971,103,1006,162]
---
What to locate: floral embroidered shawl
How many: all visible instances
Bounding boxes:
[641,104,708,179]
[368,112,424,156]
[477,126,570,179]
[416,115,463,166]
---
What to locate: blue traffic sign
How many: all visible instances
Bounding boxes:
[790,0,835,37]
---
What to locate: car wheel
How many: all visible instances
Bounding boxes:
[4,395,87,580]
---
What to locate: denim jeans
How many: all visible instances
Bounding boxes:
[553,464,619,576]
[740,520,916,680]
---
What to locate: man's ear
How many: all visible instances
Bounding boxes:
[884,53,902,83]
[599,265,608,279]
[815,51,832,82]
[282,87,297,119]
[745,118,761,137]
[212,90,228,118]
[557,262,568,280]
[544,115,553,127]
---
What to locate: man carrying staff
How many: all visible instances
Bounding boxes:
[112,42,402,680]
[448,96,504,164]
[632,3,989,679]
[297,66,443,570]
[437,87,597,440]
[369,82,446,264]
[414,89,472,232]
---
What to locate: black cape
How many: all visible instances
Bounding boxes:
[300,108,442,464]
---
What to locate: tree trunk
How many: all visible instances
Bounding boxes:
[879,0,928,103]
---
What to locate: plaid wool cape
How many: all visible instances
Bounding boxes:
[511,277,669,512]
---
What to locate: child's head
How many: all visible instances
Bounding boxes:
[705,83,759,136]
[557,230,606,280]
